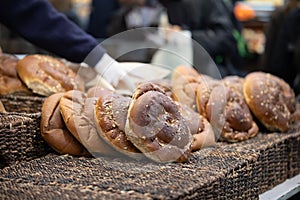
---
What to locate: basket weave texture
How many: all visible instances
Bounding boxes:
[0,112,53,168]
[0,111,299,199]
[0,95,45,113]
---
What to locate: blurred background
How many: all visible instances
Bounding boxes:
[1,0,299,91]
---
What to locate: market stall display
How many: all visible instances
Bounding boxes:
[0,51,299,199]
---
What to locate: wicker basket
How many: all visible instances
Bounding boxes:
[0,108,299,199]
[0,95,45,113]
[0,112,53,168]
[0,148,259,200]
[218,127,300,194]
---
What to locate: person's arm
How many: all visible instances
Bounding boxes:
[0,0,103,64]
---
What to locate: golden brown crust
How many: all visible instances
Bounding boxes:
[59,90,87,143]
[16,54,84,96]
[196,82,259,142]
[147,79,173,98]
[243,72,296,132]
[177,102,215,151]
[0,53,32,95]
[172,75,200,111]
[40,93,90,156]
[172,66,215,111]
[195,79,222,119]
[60,90,118,156]
[222,75,245,95]
[0,100,6,112]
[94,92,142,158]
[172,65,201,81]
[125,82,193,163]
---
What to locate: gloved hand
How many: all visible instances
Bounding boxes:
[92,53,171,95]
[94,53,136,94]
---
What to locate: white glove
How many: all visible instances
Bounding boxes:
[94,53,136,93]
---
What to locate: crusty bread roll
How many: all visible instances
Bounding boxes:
[59,90,117,157]
[196,81,259,142]
[40,93,90,156]
[94,92,142,159]
[243,72,296,132]
[147,79,173,98]
[0,100,6,112]
[195,79,221,119]
[0,53,32,95]
[177,102,215,151]
[125,82,193,163]
[172,65,201,80]
[222,75,245,95]
[172,65,214,111]
[16,54,84,96]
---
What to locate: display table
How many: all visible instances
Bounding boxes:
[0,108,300,199]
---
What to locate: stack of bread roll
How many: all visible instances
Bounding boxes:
[2,51,297,163]
[172,66,297,142]
[41,82,210,163]
[40,61,298,163]
[0,53,85,97]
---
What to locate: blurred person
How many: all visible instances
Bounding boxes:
[87,0,162,39]
[269,7,300,94]
[48,0,81,26]
[159,0,247,77]
[262,0,300,74]
[0,0,138,91]
[107,0,163,37]
[86,0,120,39]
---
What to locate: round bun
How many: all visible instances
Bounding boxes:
[0,100,6,112]
[196,82,259,142]
[243,72,296,132]
[40,92,90,156]
[59,90,117,157]
[195,79,221,119]
[94,92,142,159]
[0,53,32,95]
[222,75,245,95]
[147,79,173,98]
[172,66,214,111]
[172,75,200,111]
[177,102,215,151]
[125,82,193,163]
[16,54,84,96]
[172,65,201,81]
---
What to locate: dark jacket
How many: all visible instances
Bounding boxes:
[0,0,104,64]
[86,0,120,39]
[165,0,243,76]
[271,8,300,90]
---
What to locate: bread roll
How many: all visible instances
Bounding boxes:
[16,54,84,96]
[172,65,201,81]
[94,92,142,159]
[196,81,259,142]
[222,75,245,95]
[125,82,193,163]
[243,72,296,132]
[59,90,118,157]
[177,102,215,151]
[172,65,214,111]
[147,79,173,98]
[0,53,32,95]
[40,93,90,156]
